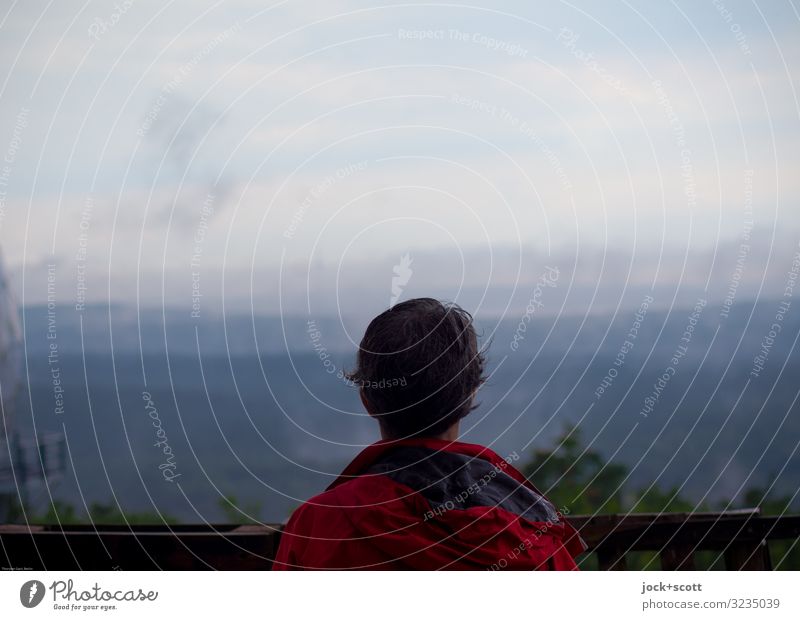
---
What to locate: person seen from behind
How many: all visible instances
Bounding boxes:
[273,297,585,570]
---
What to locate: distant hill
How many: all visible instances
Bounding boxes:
[14,298,800,521]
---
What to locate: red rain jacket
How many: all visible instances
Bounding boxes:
[273,438,586,570]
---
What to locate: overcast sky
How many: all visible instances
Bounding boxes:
[0,0,798,315]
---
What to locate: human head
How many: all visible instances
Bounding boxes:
[347,298,487,439]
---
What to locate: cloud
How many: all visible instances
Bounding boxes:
[0,0,797,310]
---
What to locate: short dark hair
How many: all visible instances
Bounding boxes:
[347,298,487,438]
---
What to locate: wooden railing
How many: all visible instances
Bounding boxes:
[0,523,280,570]
[2,509,798,570]
[568,508,800,570]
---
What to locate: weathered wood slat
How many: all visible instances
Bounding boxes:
[724,540,772,570]
[1,511,798,570]
[659,544,696,570]
[596,545,628,571]
[0,525,283,570]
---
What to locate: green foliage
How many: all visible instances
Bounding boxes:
[35,499,79,524]
[217,494,263,524]
[83,501,179,525]
[9,493,262,526]
[8,498,178,525]
[734,485,800,570]
[523,425,800,570]
[632,485,700,513]
[521,425,627,514]
[739,485,795,516]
